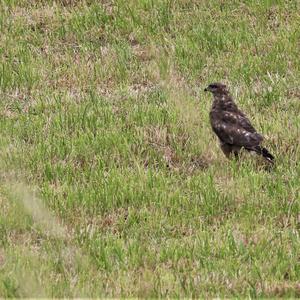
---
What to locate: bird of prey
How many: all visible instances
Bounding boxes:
[204,82,274,163]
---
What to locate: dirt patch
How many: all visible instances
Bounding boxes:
[264,282,300,297]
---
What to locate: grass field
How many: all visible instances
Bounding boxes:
[0,0,300,297]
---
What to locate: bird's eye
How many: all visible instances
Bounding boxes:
[209,84,218,89]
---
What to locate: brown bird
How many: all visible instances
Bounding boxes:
[204,82,274,163]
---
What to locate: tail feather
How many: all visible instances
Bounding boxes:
[253,146,275,163]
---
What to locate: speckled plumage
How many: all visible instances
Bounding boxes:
[204,83,274,163]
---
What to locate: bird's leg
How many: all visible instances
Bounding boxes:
[220,143,234,158]
[220,143,242,161]
[233,151,239,159]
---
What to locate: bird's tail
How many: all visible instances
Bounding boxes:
[253,146,275,163]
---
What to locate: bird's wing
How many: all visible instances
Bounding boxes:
[211,120,263,148]
[220,110,257,133]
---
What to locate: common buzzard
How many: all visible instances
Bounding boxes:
[204,82,274,163]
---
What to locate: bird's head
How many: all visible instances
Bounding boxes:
[204,82,228,95]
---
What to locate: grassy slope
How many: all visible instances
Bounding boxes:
[0,0,300,297]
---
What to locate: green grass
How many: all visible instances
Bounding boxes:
[0,0,300,297]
